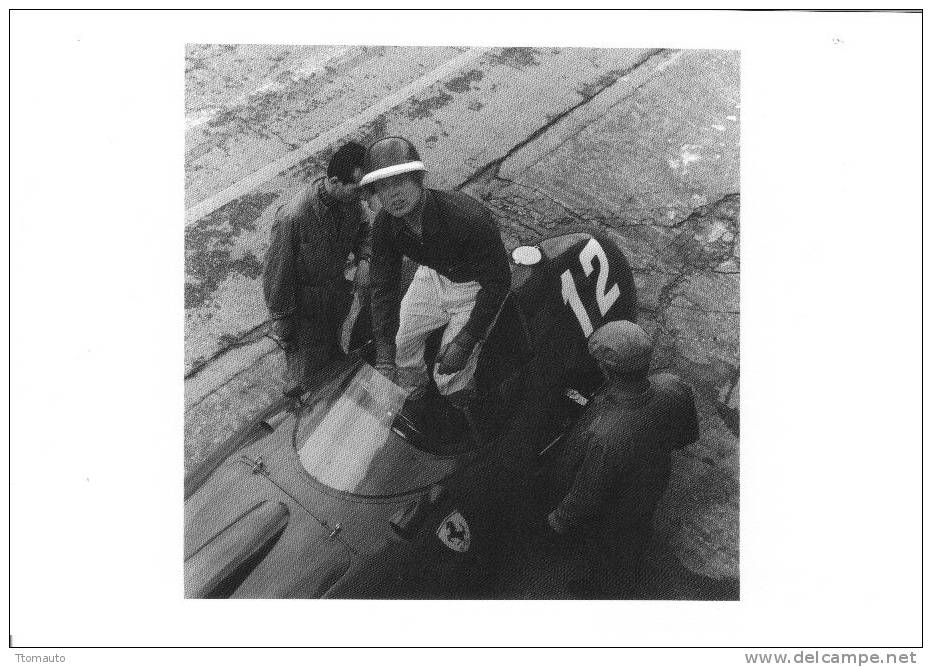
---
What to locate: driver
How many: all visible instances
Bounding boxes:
[362,137,510,412]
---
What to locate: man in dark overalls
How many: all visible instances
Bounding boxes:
[263,142,372,396]
[545,320,700,598]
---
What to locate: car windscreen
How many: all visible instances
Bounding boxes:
[294,361,458,497]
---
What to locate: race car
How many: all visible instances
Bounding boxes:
[184,228,637,599]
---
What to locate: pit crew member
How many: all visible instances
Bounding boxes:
[263,141,372,396]
[546,320,700,598]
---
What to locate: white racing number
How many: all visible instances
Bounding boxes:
[561,237,621,337]
[561,270,593,337]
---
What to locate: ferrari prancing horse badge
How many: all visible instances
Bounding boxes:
[436,510,471,553]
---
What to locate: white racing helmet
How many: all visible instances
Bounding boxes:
[359,136,427,187]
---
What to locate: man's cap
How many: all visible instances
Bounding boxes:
[588,320,653,374]
[359,136,426,187]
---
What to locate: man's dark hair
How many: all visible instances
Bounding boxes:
[327,142,366,184]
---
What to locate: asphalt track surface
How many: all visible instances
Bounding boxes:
[184,44,740,599]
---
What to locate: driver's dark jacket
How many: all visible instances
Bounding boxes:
[552,373,700,535]
[369,189,510,364]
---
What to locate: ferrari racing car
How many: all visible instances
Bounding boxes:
[184,228,637,598]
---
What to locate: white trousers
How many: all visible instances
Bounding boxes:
[395,265,485,398]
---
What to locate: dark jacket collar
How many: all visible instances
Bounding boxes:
[390,189,435,241]
[602,377,655,408]
[316,177,340,211]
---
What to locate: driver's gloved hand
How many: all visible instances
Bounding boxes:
[436,331,478,375]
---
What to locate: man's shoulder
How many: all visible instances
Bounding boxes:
[274,182,322,225]
[650,373,698,415]
[650,372,700,446]
[651,372,691,395]
[431,189,492,223]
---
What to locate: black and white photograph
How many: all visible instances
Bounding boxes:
[7,7,923,657]
[182,44,740,600]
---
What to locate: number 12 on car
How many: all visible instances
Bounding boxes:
[561,237,621,337]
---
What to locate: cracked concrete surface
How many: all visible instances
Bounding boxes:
[185,45,465,207]
[184,46,739,598]
[459,49,667,192]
